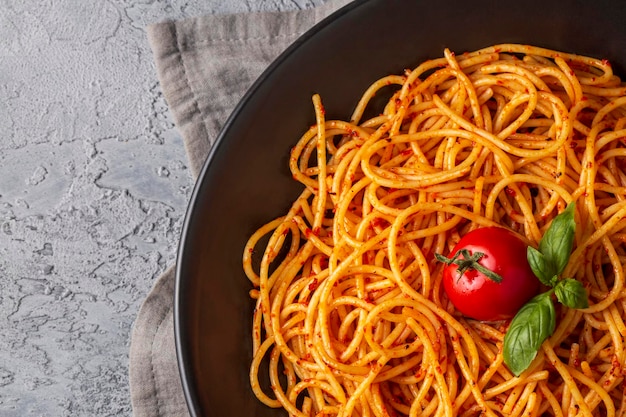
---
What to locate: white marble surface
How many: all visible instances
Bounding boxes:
[0,0,328,415]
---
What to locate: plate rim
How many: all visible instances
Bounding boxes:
[174,1,369,415]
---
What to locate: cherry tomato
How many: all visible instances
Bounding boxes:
[440,227,539,322]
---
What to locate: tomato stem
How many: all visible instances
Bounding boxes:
[435,249,504,283]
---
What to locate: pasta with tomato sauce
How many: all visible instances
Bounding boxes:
[242,44,626,416]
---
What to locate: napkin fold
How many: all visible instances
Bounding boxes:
[129,1,352,415]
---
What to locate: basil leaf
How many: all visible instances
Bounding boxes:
[503,292,556,376]
[555,278,589,309]
[538,203,576,277]
[527,246,557,287]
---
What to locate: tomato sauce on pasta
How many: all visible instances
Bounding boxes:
[243,44,626,416]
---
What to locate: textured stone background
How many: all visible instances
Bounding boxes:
[0,0,327,415]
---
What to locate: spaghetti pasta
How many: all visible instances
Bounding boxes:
[242,44,626,416]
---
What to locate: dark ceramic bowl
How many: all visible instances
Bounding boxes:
[175,0,626,415]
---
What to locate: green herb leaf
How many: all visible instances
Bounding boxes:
[503,292,556,376]
[527,246,558,287]
[554,278,589,309]
[538,203,576,277]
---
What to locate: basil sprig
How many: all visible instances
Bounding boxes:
[502,292,555,376]
[526,203,576,287]
[503,203,589,376]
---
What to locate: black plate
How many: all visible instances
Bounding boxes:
[175,0,626,415]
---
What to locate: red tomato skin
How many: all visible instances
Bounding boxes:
[442,227,540,321]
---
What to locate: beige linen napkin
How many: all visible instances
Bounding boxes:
[129,1,352,416]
